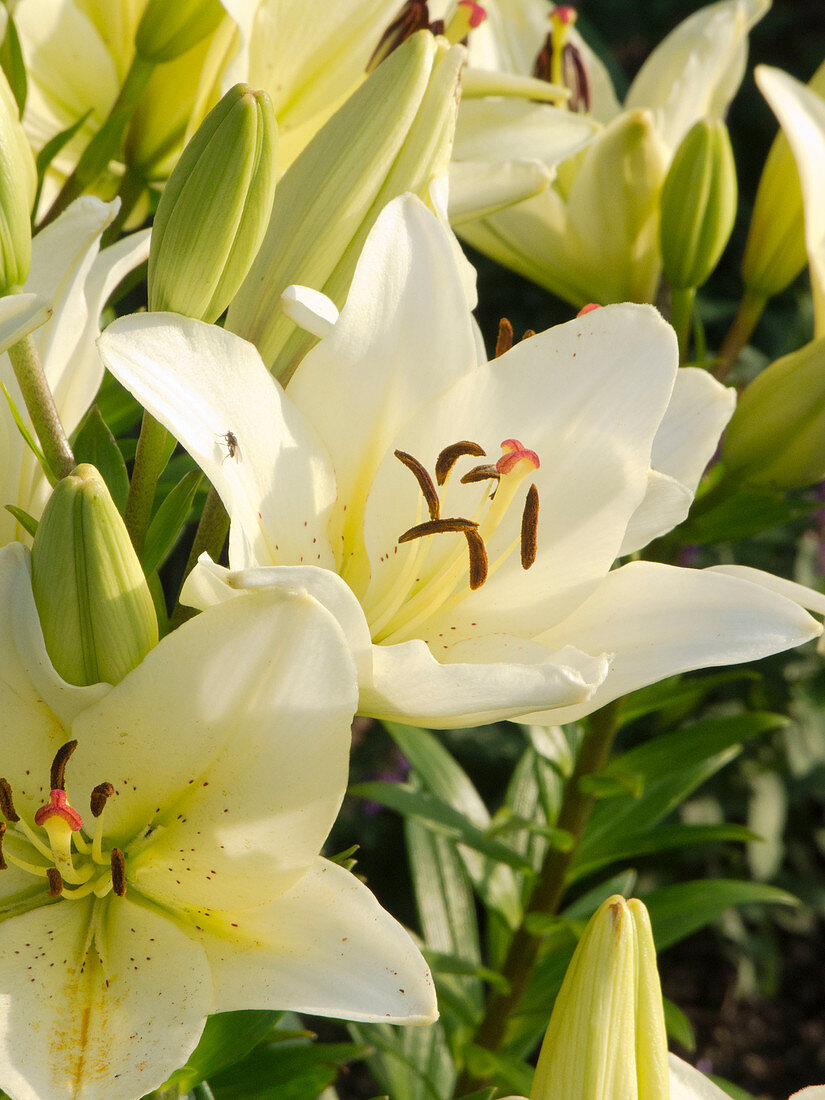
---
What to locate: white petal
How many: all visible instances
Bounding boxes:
[617,470,694,557]
[454,97,599,171]
[287,195,479,588]
[0,899,212,1100]
[280,284,340,338]
[625,0,769,154]
[0,293,50,354]
[448,158,550,224]
[362,303,678,641]
[668,1054,730,1099]
[790,1090,825,1100]
[708,564,825,616]
[98,312,335,571]
[0,544,108,820]
[757,66,825,336]
[203,858,437,1024]
[526,561,822,725]
[70,586,357,911]
[360,634,608,729]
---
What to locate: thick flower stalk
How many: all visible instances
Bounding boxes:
[99,194,822,729]
[0,541,435,1100]
[0,197,149,544]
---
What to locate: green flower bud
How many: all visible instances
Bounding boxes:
[530,895,669,1100]
[722,336,825,490]
[660,118,737,291]
[135,0,225,64]
[31,465,158,687]
[742,60,825,300]
[148,83,277,324]
[0,65,35,292]
[226,31,465,382]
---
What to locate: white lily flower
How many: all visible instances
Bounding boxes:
[457,0,769,306]
[0,197,149,545]
[756,65,825,337]
[98,195,820,729]
[0,540,435,1100]
[15,0,253,212]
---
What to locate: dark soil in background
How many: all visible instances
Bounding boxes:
[662,925,825,1099]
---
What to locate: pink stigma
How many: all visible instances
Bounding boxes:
[555,5,577,23]
[497,439,540,475]
[458,0,487,28]
[577,302,601,317]
[34,789,83,832]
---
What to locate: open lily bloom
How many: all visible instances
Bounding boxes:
[457,0,769,306]
[0,542,435,1100]
[756,65,825,337]
[15,0,256,212]
[0,197,149,546]
[99,195,821,729]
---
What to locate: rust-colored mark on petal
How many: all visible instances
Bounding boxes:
[435,440,486,485]
[521,484,539,569]
[395,449,441,519]
[465,528,488,589]
[495,318,514,358]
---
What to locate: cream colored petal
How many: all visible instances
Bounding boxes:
[203,858,437,1024]
[0,899,212,1100]
[757,66,825,337]
[668,1054,731,1099]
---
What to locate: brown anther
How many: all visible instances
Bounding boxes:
[111,848,127,897]
[533,32,554,84]
[435,441,486,485]
[0,778,19,823]
[47,867,63,897]
[465,528,489,589]
[521,328,536,341]
[398,517,479,543]
[460,463,500,485]
[429,17,444,33]
[521,484,540,570]
[495,318,514,358]
[90,782,115,819]
[50,740,78,792]
[367,0,430,71]
[395,450,440,519]
[0,821,6,870]
[563,41,591,112]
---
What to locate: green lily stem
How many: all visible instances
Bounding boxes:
[101,167,147,248]
[714,290,767,382]
[670,286,695,364]
[454,700,622,1097]
[40,54,155,228]
[123,411,170,555]
[7,333,75,480]
[169,485,230,629]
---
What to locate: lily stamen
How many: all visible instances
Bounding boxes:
[46,868,63,897]
[111,848,127,897]
[521,484,540,569]
[495,318,514,358]
[50,739,77,791]
[398,517,479,542]
[395,450,441,519]
[435,440,486,485]
[0,777,19,822]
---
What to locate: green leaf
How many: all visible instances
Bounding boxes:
[709,1076,757,1100]
[141,468,203,574]
[4,504,37,538]
[577,772,645,799]
[463,1045,533,1095]
[164,1010,281,1091]
[33,111,92,224]
[350,1021,453,1100]
[619,670,760,726]
[569,823,760,883]
[383,722,522,927]
[664,997,696,1052]
[645,879,799,952]
[208,1039,369,1099]
[0,11,26,115]
[455,1090,497,1100]
[424,951,510,995]
[72,405,130,514]
[1,381,52,481]
[351,782,533,872]
[673,484,818,544]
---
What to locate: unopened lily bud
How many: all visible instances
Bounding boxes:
[148,83,277,323]
[530,895,669,1100]
[135,0,225,63]
[722,337,825,490]
[227,31,464,382]
[0,66,35,292]
[31,465,158,687]
[660,119,737,291]
[742,60,825,300]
